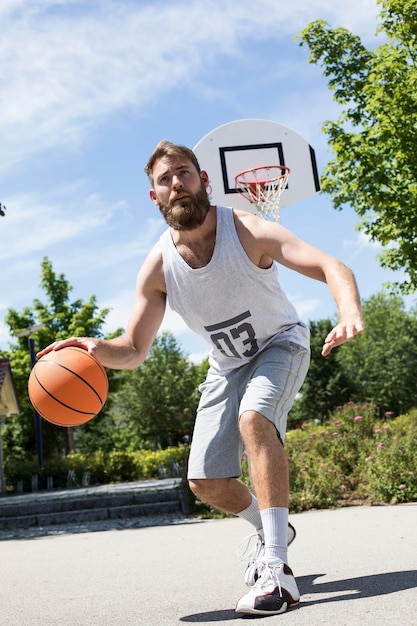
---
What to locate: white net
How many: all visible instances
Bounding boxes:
[234,165,290,223]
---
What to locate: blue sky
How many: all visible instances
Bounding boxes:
[0,0,413,362]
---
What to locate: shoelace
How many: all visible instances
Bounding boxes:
[237,532,264,563]
[237,532,265,586]
[253,559,284,596]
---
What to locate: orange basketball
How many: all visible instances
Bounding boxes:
[28,346,108,427]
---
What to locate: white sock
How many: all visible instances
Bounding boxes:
[236,494,262,532]
[260,507,288,563]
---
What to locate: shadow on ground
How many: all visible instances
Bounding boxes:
[180,569,417,622]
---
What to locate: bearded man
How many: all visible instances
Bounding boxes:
[39,140,364,616]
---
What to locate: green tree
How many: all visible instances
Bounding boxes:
[289,319,354,426]
[112,332,205,450]
[2,257,117,461]
[298,1,417,293]
[337,292,417,415]
[0,202,6,217]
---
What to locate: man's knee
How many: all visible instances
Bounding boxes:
[188,477,230,501]
[239,410,284,450]
[240,410,278,437]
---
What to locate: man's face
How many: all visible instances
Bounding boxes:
[149,156,210,231]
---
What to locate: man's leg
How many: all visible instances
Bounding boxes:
[188,476,295,548]
[235,410,300,616]
[188,476,251,514]
[239,410,289,563]
[240,410,289,508]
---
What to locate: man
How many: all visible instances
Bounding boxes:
[38,140,364,616]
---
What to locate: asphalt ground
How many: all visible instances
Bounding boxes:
[0,502,416,625]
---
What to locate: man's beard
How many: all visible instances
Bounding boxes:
[156,184,211,231]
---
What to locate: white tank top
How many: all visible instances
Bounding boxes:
[159,206,309,374]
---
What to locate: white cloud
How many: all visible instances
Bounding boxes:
[0,321,10,347]
[0,186,114,263]
[1,182,163,267]
[343,231,383,263]
[0,0,381,174]
[0,0,385,354]
[0,182,164,351]
[357,231,383,249]
[101,289,135,336]
[297,297,325,319]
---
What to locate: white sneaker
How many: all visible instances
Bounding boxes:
[241,522,296,587]
[236,557,300,616]
[239,533,264,586]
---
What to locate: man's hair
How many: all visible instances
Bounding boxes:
[144,140,201,186]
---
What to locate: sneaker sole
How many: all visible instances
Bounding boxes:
[236,590,299,615]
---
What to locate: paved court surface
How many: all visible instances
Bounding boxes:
[0,503,416,625]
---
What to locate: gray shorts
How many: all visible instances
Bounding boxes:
[187,339,310,479]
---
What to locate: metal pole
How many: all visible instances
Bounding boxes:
[0,417,5,493]
[29,338,44,467]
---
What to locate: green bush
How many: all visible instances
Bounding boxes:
[4,406,416,512]
[106,451,140,482]
[4,445,189,492]
[359,412,417,503]
[285,404,417,511]
[4,456,40,492]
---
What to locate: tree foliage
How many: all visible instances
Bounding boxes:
[335,292,417,416]
[1,257,208,465]
[291,291,417,424]
[0,202,6,217]
[289,319,354,426]
[298,0,417,293]
[2,257,116,460]
[112,332,207,451]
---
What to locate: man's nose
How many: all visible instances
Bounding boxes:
[172,175,183,190]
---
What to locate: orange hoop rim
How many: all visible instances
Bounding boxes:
[234,165,290,222]
[235,164,290,186]
[234,165,290,202]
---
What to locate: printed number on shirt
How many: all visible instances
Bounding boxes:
[204,310,259,359]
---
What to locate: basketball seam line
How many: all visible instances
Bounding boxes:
[33,363,105,414]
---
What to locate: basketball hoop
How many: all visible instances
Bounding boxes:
[234,165,290,223]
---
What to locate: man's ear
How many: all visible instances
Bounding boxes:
[149,189,159,205]
[200,170,210,188]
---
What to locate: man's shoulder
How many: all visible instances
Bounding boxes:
[231,207,272,239]
[139,241,164,277]
[232,207,262,225]
[138,243,166,293]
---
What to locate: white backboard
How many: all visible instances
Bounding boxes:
[194,119,321,213]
